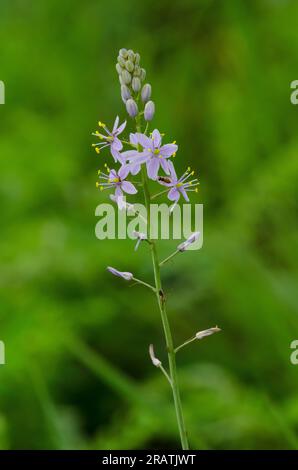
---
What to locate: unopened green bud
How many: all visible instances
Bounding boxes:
[126,98,138,118]
[121,85,131,102]
[134,65,141,77]
[132,77,141,92]
[125,60,134,73]
[121,69,132,85]
[144,100,155,121]
[119,48,128,58]
[140,68,146,81]
[116,63,122,75]
[134,53,140,65]
[118,55,126,67]
[141,83,151,103]
[127,49,135,61]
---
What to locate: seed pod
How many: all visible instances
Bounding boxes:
[140,68,146,81]
[134,65,141,77]
[144,100,155,121]
[118,55,126,67]
[119,48,128,58]
[141,83,151,103]
[126,98,138,118]
[121,69,132,85]
[132,77,141,93]
[121,85,131,102]
[125,60,134,73]
[116,63,122,75]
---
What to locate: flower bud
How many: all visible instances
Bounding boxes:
[116,63,122,75]
[127,49,135,61]
[132,77,141,93]
[126,98,138,118]
[134,53,140,65]
[125,60,134,73]
[140,68,146,81]
[121,85,131,102]
[195,326,221,340]
[134,65,141,77]
[117,55,126,67]
[144,100,155,121]
[149,344,161,367]
[119,48,128,58]
[121,69,132,85]
[141,83,151,103]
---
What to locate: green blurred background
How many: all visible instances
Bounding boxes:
[1,0,298,450]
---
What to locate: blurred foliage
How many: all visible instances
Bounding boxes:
[1,0,298,450]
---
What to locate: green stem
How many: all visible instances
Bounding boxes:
[136,117,189,450]
[159,250,180,267]
[174,336,197,354]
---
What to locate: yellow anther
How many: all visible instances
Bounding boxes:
[191,171,194,175]
[100,186,104,191]
[98,169,101,174]
[187,166,191,172]
[176,182,183,188]
[195,188,198,193]
[96,182,100,188]
[173,152,176,157]
[172,140,176,144]
[95,147,100,154]
[189,181,192,185]
[154,149,160,155]
[108,177,120,183]
[98,121,106,128]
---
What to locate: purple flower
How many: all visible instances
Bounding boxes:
[126,130,178,180]
[107,266,133,281]
[97,164,137,205]
[177,232,200,252]
[120,133,142,175]
[92,116,126,163]
[158,163,199,205]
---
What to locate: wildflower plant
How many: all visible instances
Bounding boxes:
[92,48,221,449]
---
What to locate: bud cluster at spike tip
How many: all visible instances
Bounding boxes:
[116,48,155,121]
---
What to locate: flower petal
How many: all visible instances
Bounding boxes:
[121,181,137,194]
[168,160,177,180]
[135,133,153,150]
[112,137,123,151]
[152,129,162,147]
[118,165,130,180]
[160,158,170,174]
[168,187,180,201]
[112,116,119,133]
[160,143,178,157]
[116,120,126,135]
[130,163,141,175]
[115,186,123,198]
[146,158,160,180]
[130,133,138,145]
[179,187,189,202]
[121,150,140,161]
[110,146,122,163]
